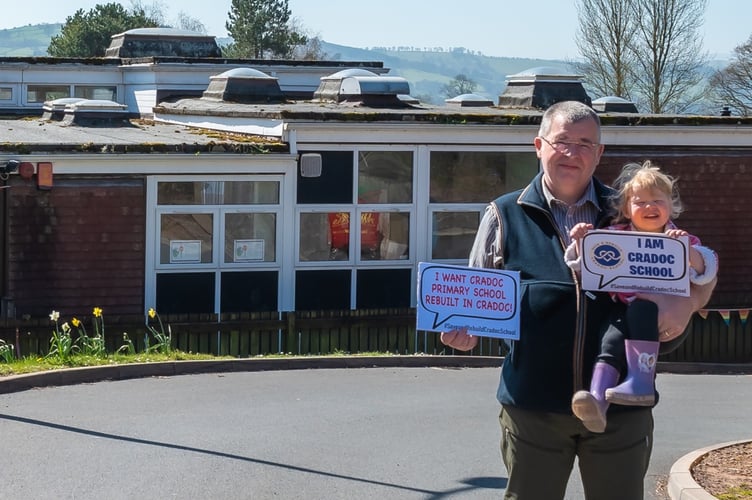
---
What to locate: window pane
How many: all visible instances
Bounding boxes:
[296,270,351,310]
[432,212,480,259]
[160,213,213,264]
[27,85,70,103]
[300,212,348,261]
[297,151,353,204]
[156,273,214,314]
[158,181,279,205]
[0,88,12,100]
[361,211,409,261]
[430,152,538,203]
[74,86,117,100]
[221,271,278,312]
[358,151,412,203]
[225,213,276,263]
[357,269,411,308]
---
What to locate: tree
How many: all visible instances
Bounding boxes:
[47,3,159,57]
[440,74,478,98]
[288,19,325,60]
[630,0,708,113]
[574,0,708,113]
[131,1,207,33]
[175,12,207,34]
[708,36,752,116]
[224,0,307,59]
[573,0,637,100]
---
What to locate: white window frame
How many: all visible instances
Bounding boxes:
[146,174,288,314]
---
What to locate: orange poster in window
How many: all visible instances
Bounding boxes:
[360,212,380,249]
[328,212,381,251]
[328,212,350,250]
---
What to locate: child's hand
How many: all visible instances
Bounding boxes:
[665,228,688,239]
[569,223,593,242]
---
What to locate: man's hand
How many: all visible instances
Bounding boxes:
[440,328,478,351]
[636,277,716,342]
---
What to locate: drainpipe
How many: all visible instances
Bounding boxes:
[0,159,18,319]
[0,175,10,319]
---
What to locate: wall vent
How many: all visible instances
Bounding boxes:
[300,153,322,178]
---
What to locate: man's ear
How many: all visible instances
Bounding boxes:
[594,143,605,163]
[533,136,543,158]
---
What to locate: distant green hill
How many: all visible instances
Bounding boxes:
[319,41,572,104]
[0,24,574,104]
[0,24,726,109]
[0,24,61,56]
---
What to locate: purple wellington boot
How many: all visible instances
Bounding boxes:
[572,362,620,433]
[605,339,659,406]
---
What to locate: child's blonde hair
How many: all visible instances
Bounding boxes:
[610,160,683,225]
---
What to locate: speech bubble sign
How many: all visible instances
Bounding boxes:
[581,230,690,296]
[416,262,520,340]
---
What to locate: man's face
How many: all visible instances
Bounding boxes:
[534,116,604,204]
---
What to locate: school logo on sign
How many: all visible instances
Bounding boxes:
[591,241,623,269]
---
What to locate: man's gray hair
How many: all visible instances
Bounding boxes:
[538,101,601,140]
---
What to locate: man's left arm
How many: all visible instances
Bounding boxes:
[636,277,717,343]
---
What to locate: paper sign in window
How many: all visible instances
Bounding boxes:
[234,239,264,261]
[169,240,201,263]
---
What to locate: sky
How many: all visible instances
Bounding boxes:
[1,0,749,60]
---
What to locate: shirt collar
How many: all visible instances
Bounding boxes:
[541,178,601,210]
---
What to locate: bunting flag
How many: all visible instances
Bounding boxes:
[739,310,749,326]
[693,308,751,328]
[719,310,731,326]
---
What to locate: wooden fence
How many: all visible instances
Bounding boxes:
[0,308,749,363]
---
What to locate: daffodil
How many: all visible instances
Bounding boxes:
[49,310,60,322]
[93,307,103,318]
[148,308,156,319]
[71,317,81,327]
[61,322,71,333]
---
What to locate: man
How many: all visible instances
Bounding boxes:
[441,101,716,499]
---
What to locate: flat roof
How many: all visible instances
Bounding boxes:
[0,117,286,154]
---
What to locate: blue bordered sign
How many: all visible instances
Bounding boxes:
[416,262,521,340]
[581,230,690,296]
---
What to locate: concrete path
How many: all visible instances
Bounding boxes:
[0,363,749,499]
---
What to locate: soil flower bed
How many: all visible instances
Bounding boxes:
[692,441,752,499]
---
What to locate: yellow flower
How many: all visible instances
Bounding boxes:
[71,317,81,327]
[49,310,60,322]
[93,307,103,318]
[148,308,156,319]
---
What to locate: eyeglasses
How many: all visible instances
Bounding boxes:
[539,136,600,154]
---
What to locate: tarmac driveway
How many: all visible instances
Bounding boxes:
[0,366,750,499]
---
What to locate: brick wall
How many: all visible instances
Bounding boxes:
[7,177,145,317]
[598,148,751,308]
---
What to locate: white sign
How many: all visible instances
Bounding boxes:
[580,230,690,296]
[169,240,201,263]
[416,262,520,340]
[234,239,265,261]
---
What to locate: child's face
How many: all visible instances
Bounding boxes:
[627,187,671,232]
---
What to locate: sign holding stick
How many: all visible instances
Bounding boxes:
[416,262,520,340]
[581,230,690,296]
